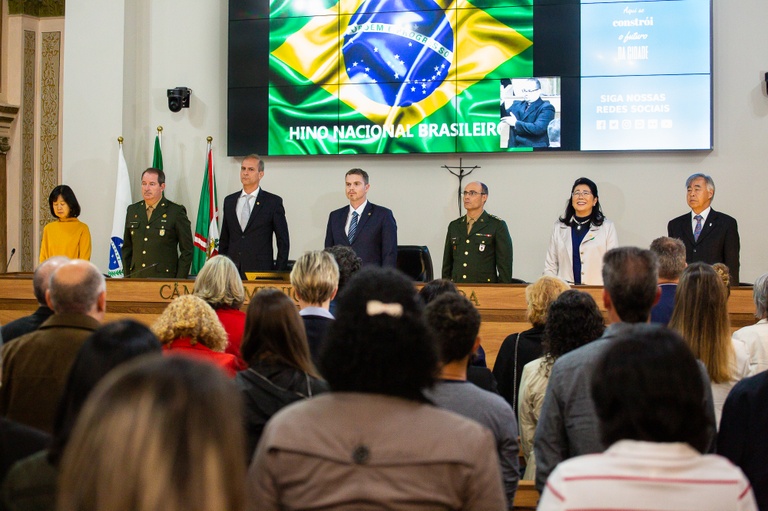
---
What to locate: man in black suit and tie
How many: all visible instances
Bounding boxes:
[500,77,555,148]
[220,154,289,278]
[324,168,397,267]
[667,173,740,285]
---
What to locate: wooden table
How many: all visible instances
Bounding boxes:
[0,274,756,369]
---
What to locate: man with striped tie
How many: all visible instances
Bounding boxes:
[324,168,397,267]
[667,173,740,285]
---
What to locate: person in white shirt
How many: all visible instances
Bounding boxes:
[544,177,618,285]
[538,324,757,511]
[732,272,768,375]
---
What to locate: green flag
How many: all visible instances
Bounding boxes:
[152,132,163,170]
[191,142,219,275]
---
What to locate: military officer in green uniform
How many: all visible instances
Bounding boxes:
[442,181,513,283]
[123,168,193,278]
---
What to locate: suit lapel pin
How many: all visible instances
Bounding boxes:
[163,214,167,218]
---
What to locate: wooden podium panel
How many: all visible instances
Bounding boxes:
[0,274,757,369]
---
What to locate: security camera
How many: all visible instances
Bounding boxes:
[167,87,191,112]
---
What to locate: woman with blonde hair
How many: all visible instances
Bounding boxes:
[194,255,247,369]
[153,294,238,377]
[669,262,750,426]
[493,275,570,415]
[57,356,246,511]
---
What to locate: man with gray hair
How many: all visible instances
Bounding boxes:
[534,247,717,491]
[667,173,740,284]
[649,236,686,326]
[1,256,69,344]
[732,272,768,375]
[0,260,106,433]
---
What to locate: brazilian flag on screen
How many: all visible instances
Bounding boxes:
[268,0,533,155]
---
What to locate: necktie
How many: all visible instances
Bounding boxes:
[240,195,252,231]
[467,217,474,235]
[146,205,154,221]
[348,211,359,244]
[693,214,703,242]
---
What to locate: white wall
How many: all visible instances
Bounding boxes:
[63,0,768,284]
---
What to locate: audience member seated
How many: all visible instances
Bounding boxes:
[235,288,329,460]
[1,256,68,344]
[423,293,519,508]
[153,295,238,377]
[57,356,246,511]
[0,320,160,511]
[649,236,686,326]
[718,362,768,510]
[732,272,768,375]
[518,290,604,480]
[323,245,362,316]
[0,420,49,487]
[248,267,507,510]
[669,262,750,427]
[0,260,106,433]
[194,255,247,369]
[418,278,495,390]
[713,262,732,298]
[290,250,339,364]
[538,325,757,511]
[493,276,570,415]
[535,247,717,491]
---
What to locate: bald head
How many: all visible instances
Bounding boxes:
[33,256,70,305]
[47,260,106,319]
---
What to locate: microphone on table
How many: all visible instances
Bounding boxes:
[6,248,16,270]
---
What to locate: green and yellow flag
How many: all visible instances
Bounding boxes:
[268,0,533,154]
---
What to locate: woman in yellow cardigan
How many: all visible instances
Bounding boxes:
[39,185,91,262]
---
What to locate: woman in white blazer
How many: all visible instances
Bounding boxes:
[544,177,618,285]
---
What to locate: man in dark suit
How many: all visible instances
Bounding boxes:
[649,236,686,326]
[219,154,289,278]
[123,168,193,279]
[324,168,397,267]
[667,173,740,285]
[500,77,555,148]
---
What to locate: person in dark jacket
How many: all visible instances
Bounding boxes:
[235,289,328,460]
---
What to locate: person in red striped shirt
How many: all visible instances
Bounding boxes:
[538,324,757,511]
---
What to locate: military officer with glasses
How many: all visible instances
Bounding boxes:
[442,181,513,283]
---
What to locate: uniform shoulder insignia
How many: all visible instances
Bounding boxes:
[489,214,502,220]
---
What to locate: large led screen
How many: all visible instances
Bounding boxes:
[228,0,712,156]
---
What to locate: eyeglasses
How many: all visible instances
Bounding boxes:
[521,88,541,93]
[572,191,593,198]
[463,191,487,197]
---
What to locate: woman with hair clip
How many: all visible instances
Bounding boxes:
[235,288,328,461]
[249,267,507,510]
[57,356,247,511]
[544,177,618,285]
[39,185,91,262]
[1,320,160,511]
[669,262,751,427]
